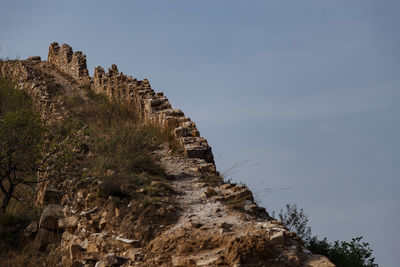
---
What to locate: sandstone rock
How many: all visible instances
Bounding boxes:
[39,204,64,230]
[196,255,220,266]
[126,249,144,262]
[94,261,107,267]
[27,56,41,61]
[59,215,79,230]
[198,163,216,175]
[220,183,234,190]
[231,185,246,192]
[105,253,128,266]
[87,242,99,253]
[271,220,283,225]
[222,187,254,203]
[304,254,335,267]
[172,256,196,266]
[201,188,216,198]
[174,126,191,137]
[48,42,90,83]
[81,252,100,261]
[263,222,284,229]
[99,217,107,229]
[244,203,258,212]
[270,231,285,246]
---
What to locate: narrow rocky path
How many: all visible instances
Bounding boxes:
[155,147,245,236]
[150,147,332,266]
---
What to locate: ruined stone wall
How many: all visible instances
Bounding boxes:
[48,42,90,85]
[0,58,60,119]
[48,43,215,167]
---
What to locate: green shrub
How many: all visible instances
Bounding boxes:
[278,203,312,244]
[308,236,377,267]
[277,203,378,267]
[0,78,79,213]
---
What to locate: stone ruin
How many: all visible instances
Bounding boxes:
[48,42,215,166]
[48,43,90,84]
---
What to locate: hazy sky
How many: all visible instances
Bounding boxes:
[1,1,399,265]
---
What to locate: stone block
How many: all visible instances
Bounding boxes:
[39,204,65,230]
[270,231,285,246]
[27,56,41,61]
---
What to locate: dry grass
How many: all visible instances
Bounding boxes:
[0,241,61,267]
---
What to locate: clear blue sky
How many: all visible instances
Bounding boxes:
[1,1,399,265]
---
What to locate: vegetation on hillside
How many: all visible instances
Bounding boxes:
[63,85,177,204]
[0,78,78,213]
[0,74,177,264]
[277,203,378,267]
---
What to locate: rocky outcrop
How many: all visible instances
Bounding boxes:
[48,42,90,85]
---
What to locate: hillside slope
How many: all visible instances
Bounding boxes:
[0,43,334,267]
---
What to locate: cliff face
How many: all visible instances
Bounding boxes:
[0,43,334,267]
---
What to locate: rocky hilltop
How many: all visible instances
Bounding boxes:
[0,43,334,267]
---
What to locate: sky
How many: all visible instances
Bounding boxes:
[1,0,399,265]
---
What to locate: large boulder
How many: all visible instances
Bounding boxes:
[39,204,65,230]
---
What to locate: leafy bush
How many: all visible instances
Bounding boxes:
[0,78,78,212]
[278,203,312,244]
[308,236,377,267]
[277,203,378,267]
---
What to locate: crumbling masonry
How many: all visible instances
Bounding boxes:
[47,43,215,167]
